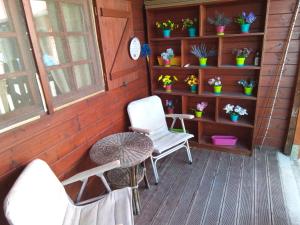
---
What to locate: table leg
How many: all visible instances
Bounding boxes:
[130,165,141,215]
[142,161,150,189]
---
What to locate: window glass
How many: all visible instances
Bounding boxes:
[30,0,105,107]
[0,0,44,130]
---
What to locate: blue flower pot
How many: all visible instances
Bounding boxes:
[190,84,197,93]
[230,114,239,122]
[188,27,196,37]
[241,24,250,33]
[163,29,171,38]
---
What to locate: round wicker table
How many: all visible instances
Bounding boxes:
[89,132,153,215]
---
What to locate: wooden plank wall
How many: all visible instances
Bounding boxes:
[254,0,300,148]
[0,0,148,224]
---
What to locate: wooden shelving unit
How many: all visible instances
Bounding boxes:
[146,0,269,155]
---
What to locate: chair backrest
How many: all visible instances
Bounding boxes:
[127,95,168,134]
[4,159,71,225]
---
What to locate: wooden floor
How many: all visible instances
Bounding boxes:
[135,148,290,225]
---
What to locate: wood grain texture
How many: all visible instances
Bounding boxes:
[0,0,148,224]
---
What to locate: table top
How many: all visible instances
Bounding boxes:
[90,132,154,168]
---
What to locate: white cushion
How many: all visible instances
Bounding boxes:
[150,130,194,154]
[4,159,70,225]
[127,95,168,134]
[63,187,134,225]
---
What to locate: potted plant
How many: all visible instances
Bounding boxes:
[156,20,178,38]
[182,18,198,37]
[235,12,256,33]
[165,99,175,114]
[207,12,232,36]
[232,48,252,67]
[223,104,248,122]
[185,74,198,93]
[192,102,208,118]
[190,43,216,67]
[208,76,222,94]
[161,48,174,67]
[238,79,256,96]
[158,74,178,92]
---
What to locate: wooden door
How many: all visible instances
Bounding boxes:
[94,0,142,90]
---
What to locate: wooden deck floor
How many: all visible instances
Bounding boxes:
[135,148,290,225]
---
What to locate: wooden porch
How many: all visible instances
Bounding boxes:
[135,148,292,225]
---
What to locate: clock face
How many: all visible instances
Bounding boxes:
[129,37,141,60]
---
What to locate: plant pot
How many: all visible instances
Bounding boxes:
[230,114,239,122]
[167,107,174,114]
[164,59,171,67]
[214,85,222,94]
[157,56,181,66]
[190,84,197,93]
[165,84,172,92]
[199,57,207,67]
[188,27,196,37]
[236,57,246,67]
[163,29,171,38]
[241,23,251,33]
[195,111,203,118]
[244,87,253,96]
[216,25,225,36]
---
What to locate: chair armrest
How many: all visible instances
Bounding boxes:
[129,126,152,135]
[62,160,120,186]
[165,114,194,120]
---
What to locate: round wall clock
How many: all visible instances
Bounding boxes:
[129,37,141,60]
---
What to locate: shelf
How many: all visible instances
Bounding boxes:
[153,89,257,101]
[152,65,261,70]
[191,117,215,123]
[149,32,265,42]
[217,118,254,128]
[195,136,251,155]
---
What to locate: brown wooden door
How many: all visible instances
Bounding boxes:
[94,0,142,90]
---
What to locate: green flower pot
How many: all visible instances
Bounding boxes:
[214,85,222,94]
[244,87,253,96]
[190,84,197,93]
[236,57,246,67]
[199,57,207,67]
[195,111,203,118]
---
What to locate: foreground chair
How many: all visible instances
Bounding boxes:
[127,95,194,184]
[4,159,134,225]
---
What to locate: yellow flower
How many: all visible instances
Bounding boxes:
[158,75,163,81]
[173,76,178,81]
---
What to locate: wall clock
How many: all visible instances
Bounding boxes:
[129,37,141,60]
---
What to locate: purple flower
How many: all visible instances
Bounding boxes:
[245,12,256,24]
[242,11,246,18]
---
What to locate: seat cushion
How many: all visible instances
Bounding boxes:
[149,131,194,154]
[63,187,134,225]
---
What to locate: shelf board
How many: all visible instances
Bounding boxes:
[217,118,254,128]
[153,89,257,101]
[195,136,252,155]
[191,117,215,123]
[152,65,261,70]
[149,32,265,42]
[202,91,257,100]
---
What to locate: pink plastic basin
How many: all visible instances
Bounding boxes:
[211,135,238,146]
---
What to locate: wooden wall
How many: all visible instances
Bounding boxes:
[254,0,300,149]
[0,0,148,224]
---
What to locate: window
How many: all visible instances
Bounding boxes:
[0,0,104,131]
[0,0,44,130]
[29,0,105,106]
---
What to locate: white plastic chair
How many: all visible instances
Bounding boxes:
[4,159,134,225]
[127,95,194,184]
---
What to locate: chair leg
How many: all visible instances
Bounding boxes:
[150,156,159,184]
[185,141,193,164]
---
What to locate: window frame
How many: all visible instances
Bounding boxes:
[22,0,105,110]
[0,0,105,132]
